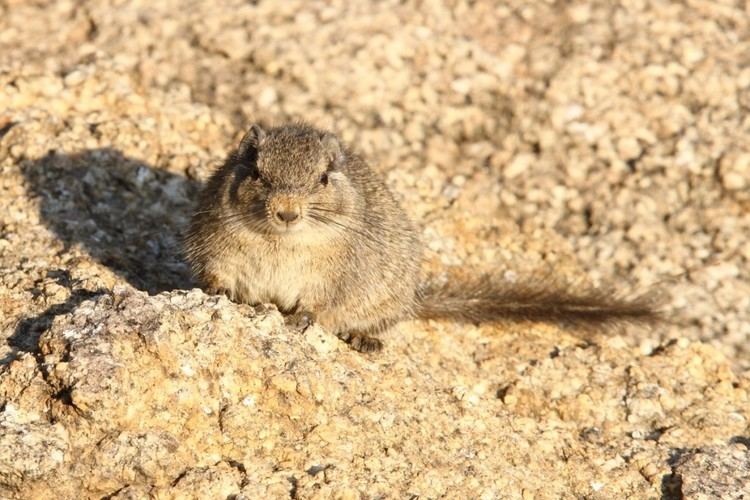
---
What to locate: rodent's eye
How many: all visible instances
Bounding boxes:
[319,172,329,186]
[247,165,260,181]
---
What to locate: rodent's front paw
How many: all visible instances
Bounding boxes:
[206,286,231,299]
[350,335,383,353]
[337,331,383,353]
[285,310,317,331]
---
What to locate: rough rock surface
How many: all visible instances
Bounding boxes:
[1,0,749,498]
[2,286,749,498]
[671,442,750,499]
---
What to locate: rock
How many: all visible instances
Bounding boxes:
[617,136,642,162]
[257,86,279,109]
[1,287,749,498]
[505,152,535,179]
[720,152,750,197]
[672,443,750,499]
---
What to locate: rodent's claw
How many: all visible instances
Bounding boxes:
[337,331,383,353]
[206,287,231,298]
[285,310,317,331]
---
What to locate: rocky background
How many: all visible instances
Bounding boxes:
[0,0,748,498]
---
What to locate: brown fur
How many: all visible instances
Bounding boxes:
[184,123,662,352]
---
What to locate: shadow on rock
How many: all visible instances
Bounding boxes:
[21,148,199,293]
[660,447,690,500]
[9,289,105,356]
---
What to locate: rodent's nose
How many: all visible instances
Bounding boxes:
[276,210,300,223]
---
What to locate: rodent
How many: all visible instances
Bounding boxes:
[184,123,661,352]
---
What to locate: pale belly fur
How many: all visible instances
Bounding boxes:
[210,229,334,313]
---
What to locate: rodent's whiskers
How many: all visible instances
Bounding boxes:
[198,205,274,238]
[307,211,396,251]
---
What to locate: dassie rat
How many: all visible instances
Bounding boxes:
[185,123,660,352]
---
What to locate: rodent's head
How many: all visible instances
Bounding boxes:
[226,124,359,236]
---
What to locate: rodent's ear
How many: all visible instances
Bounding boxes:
[320,132,343,167]
[237,124,266,160]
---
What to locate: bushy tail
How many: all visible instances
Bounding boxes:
[415,275,663,329]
